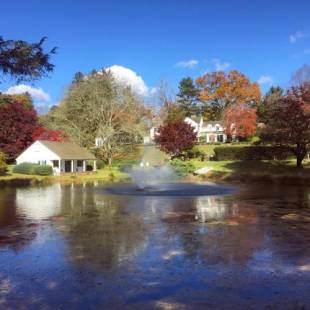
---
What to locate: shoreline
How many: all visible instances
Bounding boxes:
[196,171,310,185]
[1,170,310,188]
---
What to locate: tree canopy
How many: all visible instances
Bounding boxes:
[257,86,283,123]
[260,82,310,167]
[196,70,261,120]
[0,95,38,162]
[155,121,197,158]
[176,77,200,116]
[44,71,151,164]
[224,104,257,139]
[0,36,56,82]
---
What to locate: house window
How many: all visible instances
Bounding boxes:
[77,160,83,167]
[40,160,46,165]
[52,160,59,168]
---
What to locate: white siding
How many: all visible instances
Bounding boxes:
[16,141,61,174]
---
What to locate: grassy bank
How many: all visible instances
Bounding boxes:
[0,164,130,187]
[1,145,310,187]
[189,159,310,184]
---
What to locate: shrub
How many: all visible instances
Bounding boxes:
[198,135,206,144]
[181,147,205,161]
[170,159,196,177]
[96,160,105,169]
[13,162,34,174]
[0,151,7,176]
[13,163,53,176]
[213,146,292,161]
[33,165,53,176]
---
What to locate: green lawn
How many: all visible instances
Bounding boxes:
[1,144,310,185]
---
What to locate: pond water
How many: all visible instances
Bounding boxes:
[0,182,310,309]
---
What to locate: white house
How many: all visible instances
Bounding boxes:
[147,116,227,144]
[16,140,97,175]
[184,116,227,143]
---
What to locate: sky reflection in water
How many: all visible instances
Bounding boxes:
[0,182,310,309]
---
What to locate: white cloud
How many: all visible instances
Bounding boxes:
[175,59,199,69]
[257,75,273,86]
[105,65,148,96]
[212,58,230,71]
[149,87,159,95]
[289,31,305,43]
[4,84,51,102]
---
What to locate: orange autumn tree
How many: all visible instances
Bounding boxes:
[224,104,257,140]
[196,70,261,120]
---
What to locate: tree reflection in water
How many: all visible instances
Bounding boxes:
[159,195,263,265]
[58,184,146,271]
[0,183,309,309]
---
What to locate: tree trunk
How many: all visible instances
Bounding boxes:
[295,144,307,168]
[296,155,303,168]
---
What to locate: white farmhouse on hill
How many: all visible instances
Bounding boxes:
[184,116,227,143]
[16,140,97,175]
[147,116,227,144]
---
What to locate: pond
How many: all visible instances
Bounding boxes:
[0,182,310,309]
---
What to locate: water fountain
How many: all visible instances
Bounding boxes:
[103,145,234,197]
[104,161,234,197]
[129,161,176,190]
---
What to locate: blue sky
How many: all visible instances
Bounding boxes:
[1,0,309,112]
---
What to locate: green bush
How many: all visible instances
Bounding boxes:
[214,146,292,161]
[13,162,34,174]
[96,160,105,169]
[170,159,196,177]
[198,135,207,143]
[33,165,53,176]
[181,147,205,161]
[0,151,7,176]
[13,163,53,176]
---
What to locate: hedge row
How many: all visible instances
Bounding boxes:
[213,146,292,161]
[13,163,53,176]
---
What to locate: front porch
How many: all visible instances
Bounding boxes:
[52,159,97,175]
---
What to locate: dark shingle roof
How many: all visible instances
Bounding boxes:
[39,141,96,160]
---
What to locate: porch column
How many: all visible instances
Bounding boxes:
[93,160,97,172]
[206,134,209,143]
[59,160,61,174]
[71,160,74,173]
[83,160,86,172]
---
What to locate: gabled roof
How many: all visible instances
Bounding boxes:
[39,141,96,160]
[189,115,200,123]
[202,121,224,127]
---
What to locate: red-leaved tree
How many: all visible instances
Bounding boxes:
[32,126,67,142]
[224,104,257,140]
[154,121,197,158]
[0,100,38,162]
[261,82,310,167]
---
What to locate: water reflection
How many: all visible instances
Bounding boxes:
[16,184,62,220]
[0,183,309,308]
[195,196,237,222]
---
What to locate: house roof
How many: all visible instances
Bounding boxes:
[202,120,224,127]
[189,115,200,123]
[39,141,96,160]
